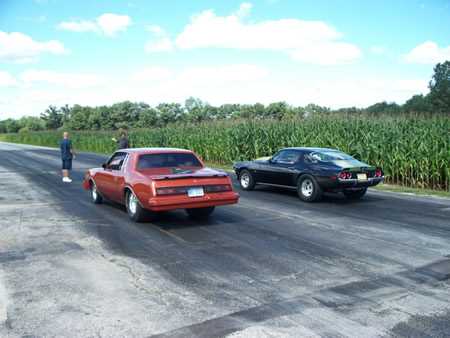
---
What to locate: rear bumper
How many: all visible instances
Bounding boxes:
[321,177,384,191]
[145,191,240,211]
[338,177,384,188]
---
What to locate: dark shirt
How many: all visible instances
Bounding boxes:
[60,139,72,160]
[117,136,129,149]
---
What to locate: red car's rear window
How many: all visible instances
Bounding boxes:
[137,153,202,169]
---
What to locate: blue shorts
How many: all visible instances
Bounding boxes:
[62,159,72,170]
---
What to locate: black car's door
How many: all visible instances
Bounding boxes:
[256,150,302,186]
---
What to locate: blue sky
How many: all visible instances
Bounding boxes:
[1,0,449,118]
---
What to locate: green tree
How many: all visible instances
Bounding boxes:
[19,116,45,131]
[157,103,183,125]
[2,119,21,133]
[365,101,400,115]
[139,107,159,128]
[40,105,63,129]
[66,105,92,130]
[265,102,288,119]
[403,94,432,113]
[428,61,450,113]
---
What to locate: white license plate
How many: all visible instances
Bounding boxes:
[187,187,204,197]
[357,173,367,181]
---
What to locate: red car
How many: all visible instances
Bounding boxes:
[83,148,239,222]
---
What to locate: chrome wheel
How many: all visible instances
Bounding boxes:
[91,185,98,200]
[128,193,138,215]
[301,178,314,197]
[240,173,250,188]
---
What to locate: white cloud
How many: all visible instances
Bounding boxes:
[370,45,386,55]
[290,42,361,65]
[145,25,174,52]
[145,37,174,52]
[236,2,252,18]
[1,64,428,118]
[97,13,131,36]
[0,31,67,63]
[58,13,131,37]
[404,41,450,64]
[0,71,17,87]
[131,66,174,82]
[178,64,269,84]
[58,20,98,33]
[172,3,361,65]
[20,70,105,89]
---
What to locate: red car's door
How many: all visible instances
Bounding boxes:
[108,154,129,203]
[95,152,127,201]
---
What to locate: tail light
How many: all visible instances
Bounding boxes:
[156,187,187,196]
[339,171,353,180]
[375,168,383,177]
[204,184,232,193]
[156,184,232,196]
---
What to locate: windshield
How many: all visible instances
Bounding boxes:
[310,151,354,162]
[137,153,202,169]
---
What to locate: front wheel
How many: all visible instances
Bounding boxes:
[343,188,367,200]
[239,170,256,191]
[90,181,103,204]
[297,175,323,202]
[126,191,149,222]
[186,206,215,219]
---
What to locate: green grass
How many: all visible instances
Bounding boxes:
[373,183,450,198]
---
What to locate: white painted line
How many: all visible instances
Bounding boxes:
[0,271,8,325]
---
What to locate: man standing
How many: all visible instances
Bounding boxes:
[60,132,74,183]
[112,131,130,149]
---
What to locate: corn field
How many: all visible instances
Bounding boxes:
[1,115,449,190]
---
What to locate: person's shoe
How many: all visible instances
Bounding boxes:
[62,177,72,183]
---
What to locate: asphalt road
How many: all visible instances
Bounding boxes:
[1,142,450,338]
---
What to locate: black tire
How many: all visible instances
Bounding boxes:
[343,188,367,200]
[90,181,103,204]
[186,206,215,219]
[126,191,149,222]
[239,169,256,191]
[297,175,323,202]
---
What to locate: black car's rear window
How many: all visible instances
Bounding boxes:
[137,153,202,169]
[311,151,354,161]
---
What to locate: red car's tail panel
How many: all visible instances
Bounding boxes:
[142,175,239,211]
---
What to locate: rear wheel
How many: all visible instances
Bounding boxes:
[343,188,367,200]
[297,175,322,202]
[126,191,149,222]
[239,170,256,191]
[186,206,215,219]
[90,181,103,204]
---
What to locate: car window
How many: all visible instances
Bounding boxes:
[272,150,301,164]
[309,150,354,162]
[137,153,202,169]
[107,152,127,170]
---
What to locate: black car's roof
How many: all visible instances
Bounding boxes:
[282,147,340,152]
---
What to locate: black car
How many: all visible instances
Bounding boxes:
[233,147,384,202]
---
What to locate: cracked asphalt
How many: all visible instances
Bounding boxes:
[0,142,450,338]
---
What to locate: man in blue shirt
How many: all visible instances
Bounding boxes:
[60,132,74,183]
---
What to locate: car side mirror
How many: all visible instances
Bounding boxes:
[102,163,107,169]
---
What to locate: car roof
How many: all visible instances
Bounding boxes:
[119,147,194,154]
[282,147,339,152]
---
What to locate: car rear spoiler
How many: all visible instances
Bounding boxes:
[151,173,229,180]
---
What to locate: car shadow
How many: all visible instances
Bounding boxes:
[100,198,245,228]
[253,185,383,205]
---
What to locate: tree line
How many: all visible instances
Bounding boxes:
[1,61,448,134]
